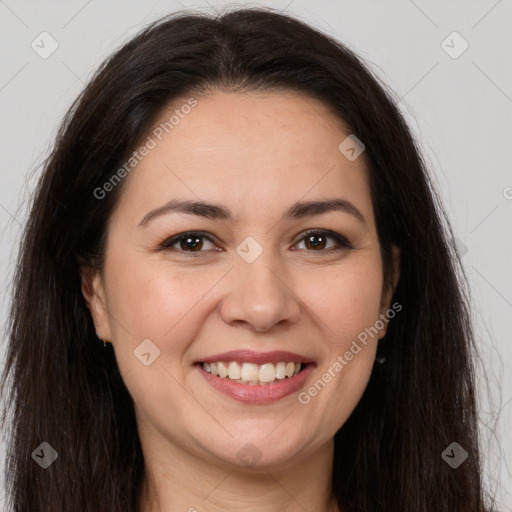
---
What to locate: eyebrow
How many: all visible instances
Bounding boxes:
[138,197,366,227]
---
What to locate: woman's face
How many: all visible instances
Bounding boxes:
[84,90,398,471]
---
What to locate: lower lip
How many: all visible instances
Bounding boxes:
[196,363,314,404]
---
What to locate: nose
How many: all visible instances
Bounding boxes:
[219,255,301,332]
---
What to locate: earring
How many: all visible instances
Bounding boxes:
[375,355,386,364]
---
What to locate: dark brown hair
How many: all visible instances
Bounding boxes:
[1,7,496,511]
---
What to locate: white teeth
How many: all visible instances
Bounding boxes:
[201,361,304,384]
[259,363,276,383]
[228,361,241,379]
[240,363,259,382]
[275,361,287,379]
[217,362,229,378]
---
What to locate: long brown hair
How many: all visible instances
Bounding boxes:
[1,7,496,511]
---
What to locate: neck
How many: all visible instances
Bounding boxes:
[137,432,340,512]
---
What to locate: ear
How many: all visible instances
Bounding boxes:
[378,245,401,338]
[80,264,112,342]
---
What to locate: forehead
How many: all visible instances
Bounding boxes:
[116,89,373,225]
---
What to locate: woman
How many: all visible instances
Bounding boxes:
[0,7,495,511]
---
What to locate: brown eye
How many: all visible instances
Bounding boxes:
[161,232,217,254]
[303,233,329,250]
[293,230,352,252]
[177,235,204,252]
[160,229,351,257]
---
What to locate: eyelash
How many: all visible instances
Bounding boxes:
[158,229,353,256]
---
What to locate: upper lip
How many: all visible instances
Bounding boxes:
[196,350,315,365]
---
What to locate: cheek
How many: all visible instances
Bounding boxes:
[105,253,213,343]
[301,257,384,345]
[293,258,383,421]
[102,255,212,419]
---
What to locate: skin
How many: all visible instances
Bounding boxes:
[82,90,400,512]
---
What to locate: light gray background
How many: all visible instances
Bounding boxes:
[0,0,511,509]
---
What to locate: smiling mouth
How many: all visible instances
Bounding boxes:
[197,361,308,386]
